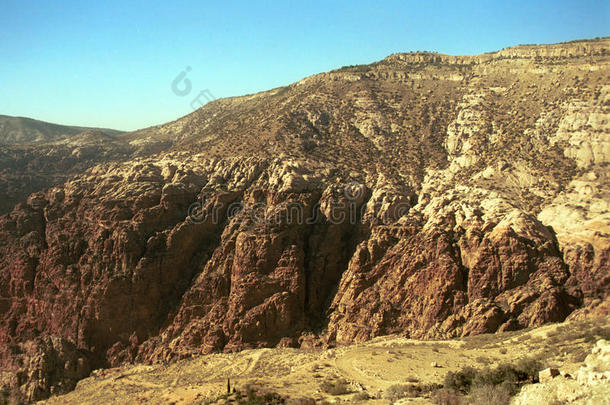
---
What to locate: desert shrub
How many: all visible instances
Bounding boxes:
[475,356,492,365]
[335,64,371,73]
[208,386,286,405]
[352,391,370,401]
[444,358,543,395]
[585,326,610,342]
[469,384,512,405]
[384,382,441,400]
[238,386,285,405]
[516,334,531,343]
[384,384,413,400]
[444,366,477,393]
[431,388,461,405]
[422,383,444,392]
[474,364,520,390]
[550,322,610,344]
[514,357,544,380]
[319,379,350,395]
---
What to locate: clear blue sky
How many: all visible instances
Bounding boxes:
[1,1,608,131]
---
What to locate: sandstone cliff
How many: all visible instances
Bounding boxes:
[0,38,608,402]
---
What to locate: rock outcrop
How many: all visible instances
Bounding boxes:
[0,38,609,402]
[0,335,90,404]
[512,339,610,404]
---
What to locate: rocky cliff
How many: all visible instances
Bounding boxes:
[0,117,129,215]
[0,38,608,403]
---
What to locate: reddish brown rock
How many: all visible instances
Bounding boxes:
[0,39,608,402]
[0,334,90,403]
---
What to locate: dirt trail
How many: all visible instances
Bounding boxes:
[40,317,610,404]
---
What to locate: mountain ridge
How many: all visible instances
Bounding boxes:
[0,38,608,403]
[0,114,123,145]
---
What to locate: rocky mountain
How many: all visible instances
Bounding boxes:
[0,38,609,402]
[0,115,121,145]
[0,118,171,215]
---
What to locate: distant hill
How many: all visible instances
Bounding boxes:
[0,116,159,215]
[0,114,123,144]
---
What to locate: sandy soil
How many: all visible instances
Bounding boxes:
[39,317,609,404]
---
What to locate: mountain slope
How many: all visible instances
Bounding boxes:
[0,115,122,145]
[0,38,608,403]
[0,117,170,215]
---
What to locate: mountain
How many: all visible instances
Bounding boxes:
[0,38,609,403]
[0,115,122,145]
[0,117,169,215]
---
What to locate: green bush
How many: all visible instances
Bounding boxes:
[444,358,543,395]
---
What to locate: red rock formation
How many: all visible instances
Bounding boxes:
[0,38,608,402]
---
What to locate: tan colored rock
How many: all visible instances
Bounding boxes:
[513,339,610,405]
[0,38,609,402]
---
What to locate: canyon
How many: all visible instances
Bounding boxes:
[0,38,608,402]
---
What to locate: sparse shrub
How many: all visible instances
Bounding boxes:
[384,383,430,400]
[352,391,369,401]
[319,379,350,395]
[444,366,477,393]
[384,384,411,400]
[335,64,371,73]
[209,386,286,405]
[238,386,285,405]
[469,384,512,405]
[444,357,543,396]
[431,388,461,405]
[592,326,610,340]
[515,357,544,381]
[423,383,444,392]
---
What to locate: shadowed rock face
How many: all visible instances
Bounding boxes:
[0,38,609,401]
[0,335,90,403]
[0,127,171,216]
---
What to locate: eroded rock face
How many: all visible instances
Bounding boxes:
[0,335,90,404]
[0,39,609,402]
[327,200,580,343]
[512,339,610,405]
